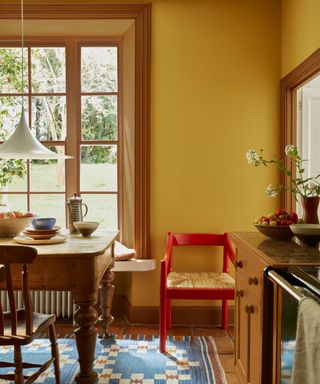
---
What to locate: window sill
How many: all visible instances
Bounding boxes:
[113,259,156,272]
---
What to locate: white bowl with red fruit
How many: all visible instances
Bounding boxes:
[254,209,300,239]
[0,211,36,237]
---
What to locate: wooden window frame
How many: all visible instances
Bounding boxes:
[73,39,121,229]
[0,2,151,259]
[280,48,320,212]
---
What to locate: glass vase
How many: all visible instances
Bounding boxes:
[301,196,320,224]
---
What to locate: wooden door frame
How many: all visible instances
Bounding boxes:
[280,48,320,212]
[0,1,151,259]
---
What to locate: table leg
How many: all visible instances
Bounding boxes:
[74,301,99,384]
[98,245,115,338]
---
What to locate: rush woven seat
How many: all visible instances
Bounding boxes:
[160,232,235,353]
[0,245,60,383]
[167,271,235,290]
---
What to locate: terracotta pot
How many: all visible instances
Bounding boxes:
[301,196,320,224]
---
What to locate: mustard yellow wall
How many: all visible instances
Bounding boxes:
[132,0,281,306]
[0,0,281,307]
[282,0,320,77]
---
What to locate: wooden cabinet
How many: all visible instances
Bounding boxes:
[230,231,320,384]
[234,242,267,384]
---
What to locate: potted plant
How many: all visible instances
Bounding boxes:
[246,145,320,224]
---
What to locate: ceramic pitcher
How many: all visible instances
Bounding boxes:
[66,194,88,233]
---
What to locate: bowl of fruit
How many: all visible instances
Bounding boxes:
[0,211,36,237]
[254,209,299,240]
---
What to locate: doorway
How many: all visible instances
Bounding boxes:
[296,75,320,218]
[280,48,320,214]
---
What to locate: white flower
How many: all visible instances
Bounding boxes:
[285,144,298,157]
[265,184,278,198]
[308,181,318,195]
[246,149,259,164]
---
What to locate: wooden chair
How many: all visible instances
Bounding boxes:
[0,245,60,383]
[160,232,236,352]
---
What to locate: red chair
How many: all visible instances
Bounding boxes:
[160,232,235,352]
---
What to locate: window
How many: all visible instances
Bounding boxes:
[0,2,150,258]
[79,45,119,228]
[0,41,119,229]
[280,48,320,213]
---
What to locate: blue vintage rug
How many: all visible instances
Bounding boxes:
[0,336,226,383]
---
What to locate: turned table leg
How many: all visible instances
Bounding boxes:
[73,301,99,384]
[98,244,115,338]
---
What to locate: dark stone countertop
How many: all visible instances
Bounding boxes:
[230,232,320,267]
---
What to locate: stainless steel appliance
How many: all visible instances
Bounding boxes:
[266,266,320,384]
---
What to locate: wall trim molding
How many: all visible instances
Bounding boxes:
[0,1,151,259]
[113,295,234,326]
[280,47,320,211]
[0,2,149,19]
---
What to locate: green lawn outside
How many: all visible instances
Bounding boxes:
[0,163,118,229]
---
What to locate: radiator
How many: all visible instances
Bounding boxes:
[0,290,74,319]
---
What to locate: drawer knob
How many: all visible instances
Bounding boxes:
[245,305,255,314]
[236,289,244,298]
[236,260,243,269]
[248,277,259,286]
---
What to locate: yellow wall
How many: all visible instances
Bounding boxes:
[133,0,281,306]
[0,0,281,307]
[282,0,320,77]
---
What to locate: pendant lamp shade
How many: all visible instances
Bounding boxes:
[0,0,72,161]
[0,108,72,160]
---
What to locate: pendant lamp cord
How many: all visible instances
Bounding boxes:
[21,0,24,107]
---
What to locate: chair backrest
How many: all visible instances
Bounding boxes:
[0,245,37,336]
[164,232,235,274]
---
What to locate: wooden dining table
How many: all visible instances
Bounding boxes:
[0,230,119,384]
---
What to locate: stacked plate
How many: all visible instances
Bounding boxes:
[23,226,61,240]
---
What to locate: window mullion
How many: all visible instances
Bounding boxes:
[26,46,32,211]
[65,40,79,203]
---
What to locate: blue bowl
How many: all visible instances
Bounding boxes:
[32,218,56,230]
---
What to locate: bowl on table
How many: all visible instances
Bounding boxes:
[290,224,320,246]
[32,217,56,230]
[0,217,34,238]
[73,221,99,237]
[254,224,294,240]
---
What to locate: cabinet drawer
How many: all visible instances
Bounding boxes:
[235,246,266,302]
[235,277,262,384]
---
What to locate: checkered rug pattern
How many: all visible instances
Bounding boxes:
[0,336,226,383]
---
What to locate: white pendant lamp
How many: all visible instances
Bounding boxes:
[0,0,72,160]
[0,108,73,159]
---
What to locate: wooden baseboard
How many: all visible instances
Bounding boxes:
[112,295,234,326]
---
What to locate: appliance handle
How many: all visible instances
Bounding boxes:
[267,270,305,303]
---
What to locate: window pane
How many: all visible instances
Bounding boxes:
[2,159,27,192]
[0,96,28,140]
[0,48,28,93]
[80,145,117,191]
[81,194,117,229]
[0,194,27,213]
[31,48,66,93]
[81,47,117,93]
[30,147,65,192]
[81,96,117,140]
[31,96,66,140]
[30,194,65,227]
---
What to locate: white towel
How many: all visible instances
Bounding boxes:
[114,241,136,261]
[291,297,320,384]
